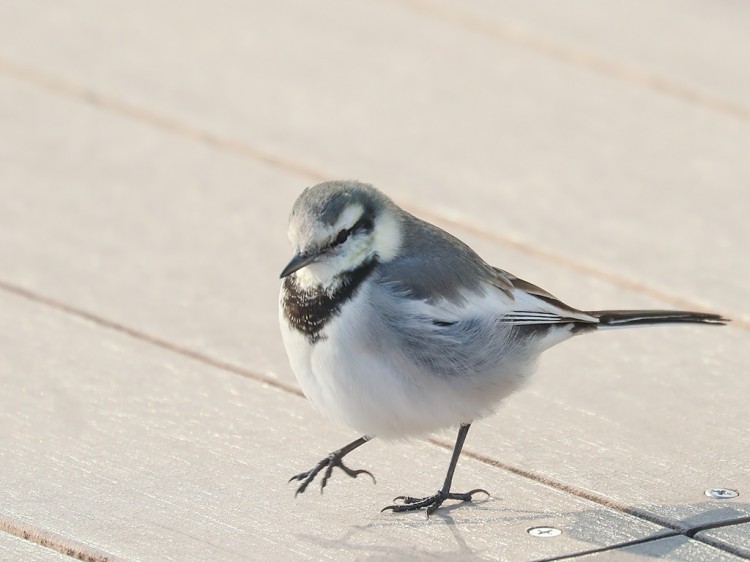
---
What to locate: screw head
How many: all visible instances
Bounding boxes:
[705,488,739,499]
[527,526,562,538]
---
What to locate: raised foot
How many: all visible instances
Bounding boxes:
[289,454,376,496]
[381,488,489,515]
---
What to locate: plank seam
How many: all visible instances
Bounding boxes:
[426,437,684,532]
[686,514,750,538]
[388,0,750,122]
[529,531,680,562]
[687,515,750,559]
[0,279,304,398]
[0,514,124,562]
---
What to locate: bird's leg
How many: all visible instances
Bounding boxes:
[381,423,489,515]
[289,435,376,496]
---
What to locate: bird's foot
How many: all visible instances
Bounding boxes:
[289,453,376,496]
[381,488,489,515]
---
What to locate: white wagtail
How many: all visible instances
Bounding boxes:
[279,180,727,515]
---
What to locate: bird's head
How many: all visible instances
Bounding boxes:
[280,181,402,288]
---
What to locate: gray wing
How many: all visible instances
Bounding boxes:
[367,278,543,378]
[376,214,513,304]
[369,215,596,377]
[377,213,594,324]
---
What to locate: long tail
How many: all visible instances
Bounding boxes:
[587,309,728,329]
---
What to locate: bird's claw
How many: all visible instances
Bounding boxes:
[381,488,489,515]
[289,454,376,496]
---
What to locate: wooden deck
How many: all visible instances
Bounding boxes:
[0,1,748,560]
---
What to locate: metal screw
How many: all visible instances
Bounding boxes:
[527,526,562,538]
[705,488,739,499]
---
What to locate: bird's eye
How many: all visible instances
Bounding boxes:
[333,228,350,246]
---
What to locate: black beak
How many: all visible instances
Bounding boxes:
[280,252,318,278]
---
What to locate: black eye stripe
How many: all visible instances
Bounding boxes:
[330,216,374,248]
[351,216,373,233]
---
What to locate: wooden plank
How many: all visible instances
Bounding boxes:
[399,0,750,108]
[696,522,750,559]
[0,533,74,562]
[569,535,745,561]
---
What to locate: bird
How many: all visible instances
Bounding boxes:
[278,180,727,515]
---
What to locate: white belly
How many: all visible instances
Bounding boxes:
[279,285,536,439]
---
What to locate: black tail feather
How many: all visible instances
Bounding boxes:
[589,309,728,328]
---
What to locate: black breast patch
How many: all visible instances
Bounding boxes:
[282,259,377,344]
